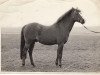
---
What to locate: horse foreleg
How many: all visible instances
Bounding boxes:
[29,42,35,67]
[56,43,64,67]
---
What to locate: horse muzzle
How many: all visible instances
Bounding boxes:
[81,19,85,24]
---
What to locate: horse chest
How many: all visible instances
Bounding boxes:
[58,31,69,44]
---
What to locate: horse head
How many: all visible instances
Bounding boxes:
[71,8,85,24]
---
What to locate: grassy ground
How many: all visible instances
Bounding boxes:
[1,34,100,72]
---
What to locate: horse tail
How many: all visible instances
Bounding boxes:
[20,26,25,59]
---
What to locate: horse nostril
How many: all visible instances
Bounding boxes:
[81,19,85,24]
[83,19,85,23]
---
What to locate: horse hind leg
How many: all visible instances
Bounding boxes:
[28,42,35,67]
[22,43,30,66]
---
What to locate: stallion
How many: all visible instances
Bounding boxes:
[20,7,85,67]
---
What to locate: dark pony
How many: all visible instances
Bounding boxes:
[20,7,85,67]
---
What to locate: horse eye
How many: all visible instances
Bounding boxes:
[79,12,82,14]
[76,13,78,15]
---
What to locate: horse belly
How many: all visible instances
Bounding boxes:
[38,34,57,45]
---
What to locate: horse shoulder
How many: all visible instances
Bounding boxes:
[56,27,70,44]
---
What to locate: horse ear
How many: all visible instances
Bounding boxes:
[72,7,74,10]
[76,7,81,13]
[76,7,78,10]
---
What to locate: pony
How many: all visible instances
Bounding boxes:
[20,7,85,67]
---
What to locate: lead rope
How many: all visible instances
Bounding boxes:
[82,24,100,33]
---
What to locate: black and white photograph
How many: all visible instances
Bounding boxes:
[1,0,100,73]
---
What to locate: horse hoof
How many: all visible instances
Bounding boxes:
[55,62,58,66]
[32,65,35,67]
[31,64,35,67]
[21,64,25,67]
[59,65,62,68]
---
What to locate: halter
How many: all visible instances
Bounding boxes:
[82,24,100,33]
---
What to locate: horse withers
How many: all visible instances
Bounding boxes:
[20,7,85,67]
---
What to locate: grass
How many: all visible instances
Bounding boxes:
[1,34,100,72]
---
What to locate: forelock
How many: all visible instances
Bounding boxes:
[76,8,81,13]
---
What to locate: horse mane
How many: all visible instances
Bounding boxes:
[55,7,81,24]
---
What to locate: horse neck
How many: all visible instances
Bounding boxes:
[56,15,75,32]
